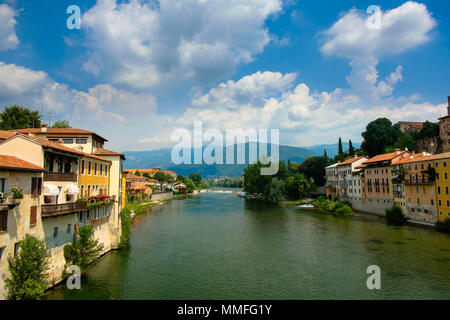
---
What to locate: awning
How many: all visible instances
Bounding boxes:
[44,184,60,196]
[66,184,79,195]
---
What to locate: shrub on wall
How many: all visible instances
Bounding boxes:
[436,218,450,233]
[385,206,408,224]
[5,235,50,300]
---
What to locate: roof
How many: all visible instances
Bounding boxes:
[162,170,177,175]
[325,163,338,169]
[125,173,147,180]
[0,130,16,141]
[338,156,366,166]
[6,134,110,162]
[93,148,126,160]
[363,151,407,164]
[8,128,108,142]
[0,155,45,172]
[397,121,424,129]
[397,152,450,164]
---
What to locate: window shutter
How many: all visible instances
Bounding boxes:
[30,206,37,227]
[37,178,42,196]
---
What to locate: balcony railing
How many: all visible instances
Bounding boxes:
[403,179,433,185]
[41,201,87,217]
[44,172,77,182]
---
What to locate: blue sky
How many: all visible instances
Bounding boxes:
[0,0,449,151]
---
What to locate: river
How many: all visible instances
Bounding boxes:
[46,191,450,300]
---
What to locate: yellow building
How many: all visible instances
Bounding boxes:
[78,155,111,198]
[121,176,126,209]
[433,153,450,222]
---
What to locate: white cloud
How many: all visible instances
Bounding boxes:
[0,62,157,124]
[320,1,436,59]
[81,0,282,89]
[0,4,19,51]
[191,71,297,109]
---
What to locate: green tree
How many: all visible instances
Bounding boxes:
[135,170,142,176]
[0,105,41,130]
[243,160,272,194]
[338,137,343,155]
[323,149,328,157]
[5,234,50,300]
[183,177,196,193]
[361,118,402,157]
[349,140,355,156]
[298,156,330,186]
[285,173,314,199]
[263,178,285,204]
[418,121,439,139]
[189,173,202,185]
[154,171,167,182]
[51,120,71,128]
[394,134,416,152]
[63,226,104,272]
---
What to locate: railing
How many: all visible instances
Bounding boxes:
[403,179,433,185]
[41,201,87,217]
[44,172,77,182]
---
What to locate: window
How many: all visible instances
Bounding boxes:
[0,178,6,193]
[436,162,439,168]
[0,210,7,232]
[88,185,91,197]
[444,162,447,168]
[78,212,83,223]
[67,224,72,234]
[431,199,434,206]
[30,206,37,227]
[437,173,440,180]
[100,164,103,176]
[80,185,84,197]
[88,161,92,175]
[63,139,74,144]
[81,160,85,175]
[53,227,58,239]
[87,211,90,221]
[447,187,449,195]
[31,177,42,196]
[439,200,442,206]
[0,246,5,261]
[105,165,108,176]
[423,186,426,194]
[417,198,420,205]
[76,138,88,144]
[445,172,448,180]
[94,163,97,176]
[14,243,20,256]
[447,200,450,207]
[438,186,441,195]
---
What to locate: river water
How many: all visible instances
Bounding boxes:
[46,191,450,300]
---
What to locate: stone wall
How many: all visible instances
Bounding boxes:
[151,192,173,201]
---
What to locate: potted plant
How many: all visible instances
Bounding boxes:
[0,192,7,203]
[11,187,24,202]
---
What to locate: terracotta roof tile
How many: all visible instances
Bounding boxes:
[396,152,450,164]
[363,151,407,164]
[93,148,126,159]
[338,156,366,166]
[125,173,147,180]
[0,130,16,141]
[0,155,45,172]
[398,121,425,129]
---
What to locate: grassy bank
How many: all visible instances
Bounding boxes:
[312,196,354,215]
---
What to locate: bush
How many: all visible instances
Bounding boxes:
[5,234,50,300]
[263,178,285,204]
[64,226,104,272]
[386,206,407,224]
[436,218,450,233]
[313,197,353,215]
[336,205,353,215]
[119,207,132,248]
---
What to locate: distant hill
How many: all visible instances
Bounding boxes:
[123,142,362,178]
[124,143,316,178]
[303,142,361,158]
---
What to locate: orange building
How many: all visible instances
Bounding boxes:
[125,173,153,197]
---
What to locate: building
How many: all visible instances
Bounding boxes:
[125,173,153,198]
[438,96,450,152]
[336,156,368,204]
[395,153,438,224]
[432,153,450,222]
[361,150,411,215]
[325,163,339,200]
[397,121,424,134]
[0,155,45,299]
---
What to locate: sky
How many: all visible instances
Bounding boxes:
[0,0,449,152]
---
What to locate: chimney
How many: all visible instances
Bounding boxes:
[448,96,450,116]
[41,123,48,133]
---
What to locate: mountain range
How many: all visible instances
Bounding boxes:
[123,141,361,178]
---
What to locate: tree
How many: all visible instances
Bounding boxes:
[189,173,202,185]
[263,178,285,204]
[63,226,104,272]
[394,134,416,152]
[417,121,439,139]
[135,170,142,176]
[183,177,196,193]
[243,160,272,194]
[285,173,314,199]
[349,140,355,156]
[323,149,328,157]
[154,171,167,182]
[5,234,50,300]
[361,118,402,157]
[298,156,330,186]
[51,120,71,128]
[338,137,343,155]
[0,105,41,130]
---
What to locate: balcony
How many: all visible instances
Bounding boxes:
[403,179,434,185]
[41,201,87,217]
[44,172,77,182]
